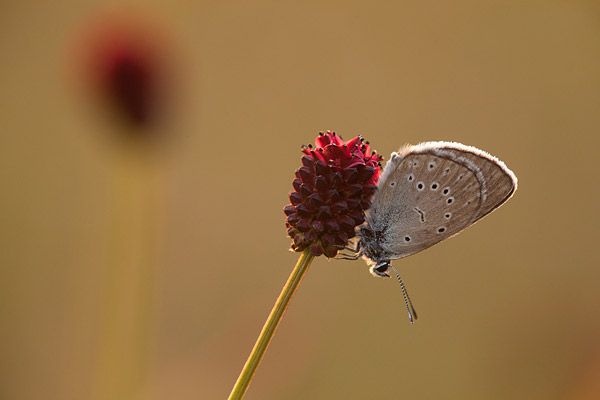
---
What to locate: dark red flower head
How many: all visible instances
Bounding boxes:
[284,131,383,258]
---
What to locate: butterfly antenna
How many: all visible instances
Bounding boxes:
[390,266,418,324]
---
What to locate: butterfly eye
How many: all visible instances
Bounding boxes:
[437,227,446,233]
[407,174,414,181]
[416,182,424,191]
[430,182,439,190]
[404,236,411,242]
[446,197,454,205]
[442,187,450,195]
[375,263,389,273]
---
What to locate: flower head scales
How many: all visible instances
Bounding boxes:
[284,131,383,258]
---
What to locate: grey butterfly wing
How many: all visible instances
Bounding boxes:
[368,141,517,260]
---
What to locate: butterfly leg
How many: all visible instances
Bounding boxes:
[334,240,363,260]
[343,239,362,254]
[334,250,362,260]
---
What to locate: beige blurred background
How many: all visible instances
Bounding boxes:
[2,1,600,399]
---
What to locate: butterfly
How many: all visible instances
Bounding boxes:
[339,142,517,323]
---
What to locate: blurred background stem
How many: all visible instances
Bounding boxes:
[228,249,315,400]
[92,147,160,400]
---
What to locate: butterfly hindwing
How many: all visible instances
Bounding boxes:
[365,142,517,260]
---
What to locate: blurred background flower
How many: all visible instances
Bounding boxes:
[69,9,175,141]
[66,9,178,400]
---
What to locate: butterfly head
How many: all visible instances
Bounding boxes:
[369,261,392,278]
[357,225,393,266]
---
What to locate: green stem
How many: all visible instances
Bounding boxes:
[228,249,315,400]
